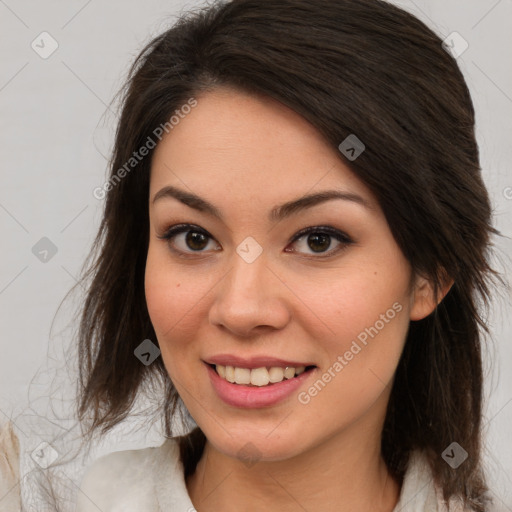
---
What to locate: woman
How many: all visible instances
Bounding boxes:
[74,0,500,510]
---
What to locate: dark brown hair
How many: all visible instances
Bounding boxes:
[76,0,500,509]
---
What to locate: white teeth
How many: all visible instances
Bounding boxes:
[234,367,251,385]
[225,365,235,383]
[268,367,284,383]
[250,367,270,386]
[214,364,309,386]
[283,367,295,379]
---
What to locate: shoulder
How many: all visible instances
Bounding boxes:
[76,437,193,512]
[76,442,162,512]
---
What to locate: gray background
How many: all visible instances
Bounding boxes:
[1,0,511,510]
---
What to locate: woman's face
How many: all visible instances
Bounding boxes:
[145,87,432,462]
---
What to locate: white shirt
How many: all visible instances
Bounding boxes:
[75,437,469,511]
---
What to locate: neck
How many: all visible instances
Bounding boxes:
[186,425,400,512]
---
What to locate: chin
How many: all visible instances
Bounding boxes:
[200,421,314,464]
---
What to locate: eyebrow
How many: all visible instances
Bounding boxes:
[151,185,371,222]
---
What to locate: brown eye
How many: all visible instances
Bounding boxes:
[184,231,209,251]
[306,233,332,252]
[287,226,353,258]
[157,224,220,256]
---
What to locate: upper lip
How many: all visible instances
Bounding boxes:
[205,354,315,369]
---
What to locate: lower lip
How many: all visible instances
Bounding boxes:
[205,363,316,409]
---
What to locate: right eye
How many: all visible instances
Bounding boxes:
[157,223,221,257]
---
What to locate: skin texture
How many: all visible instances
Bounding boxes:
[145,87,444,512]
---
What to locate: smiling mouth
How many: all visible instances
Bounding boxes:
[209,363,316,387]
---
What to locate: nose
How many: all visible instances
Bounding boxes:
[209,250,291,338]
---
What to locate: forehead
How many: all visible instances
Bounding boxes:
[149,87,374,210]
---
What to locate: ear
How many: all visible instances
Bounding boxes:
[409,271,454,321]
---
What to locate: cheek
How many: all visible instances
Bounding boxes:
[301,255,412,391]
[304,258,410,342]
[145,254,178,336]
[293,290,409,431]
[144,247,203,355]
[335,281,408,346]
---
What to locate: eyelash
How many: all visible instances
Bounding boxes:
[157,223,354,259]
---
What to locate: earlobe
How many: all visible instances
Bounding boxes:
[409,272,454,321]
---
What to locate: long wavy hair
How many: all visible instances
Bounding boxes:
[74,0,501,510]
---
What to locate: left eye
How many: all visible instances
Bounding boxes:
[286,226,353,257]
